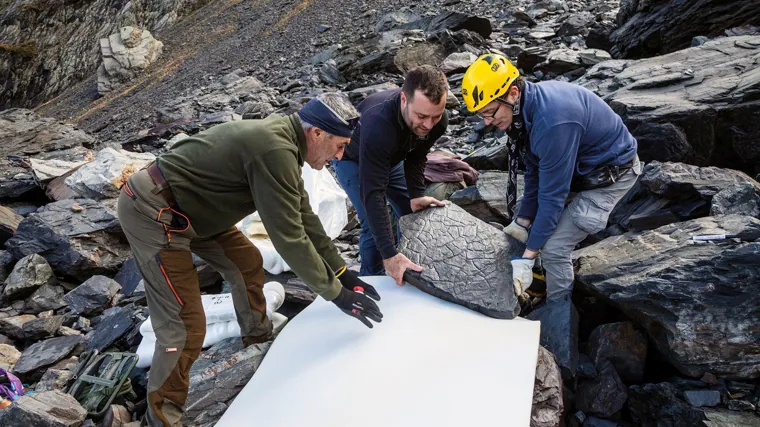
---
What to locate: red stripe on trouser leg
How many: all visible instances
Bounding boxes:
[146,248,205,426]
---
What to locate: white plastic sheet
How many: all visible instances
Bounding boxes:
[216,276,542,427]
[136,282,286,368]
[236,163,348,274]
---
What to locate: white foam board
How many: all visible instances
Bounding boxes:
[216,276,541,427]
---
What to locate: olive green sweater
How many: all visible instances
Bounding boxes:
[157,114,344,300]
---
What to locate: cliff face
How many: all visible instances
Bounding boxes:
[0,0,212,109]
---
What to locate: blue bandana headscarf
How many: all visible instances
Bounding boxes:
[297,98,358,138]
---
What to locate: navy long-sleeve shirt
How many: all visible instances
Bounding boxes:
[343,89,449,259]
[517,81,637,250]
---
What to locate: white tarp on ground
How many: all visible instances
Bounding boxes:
[216,276,542,427]
[135,282,286,368]
[236,163,348,274]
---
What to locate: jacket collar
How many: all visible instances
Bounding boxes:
[288,114,308,166]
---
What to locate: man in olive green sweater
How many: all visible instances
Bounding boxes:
[117,93,382,427]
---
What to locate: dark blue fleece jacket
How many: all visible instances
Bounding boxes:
[517,80,637,250]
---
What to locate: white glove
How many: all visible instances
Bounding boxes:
[511,257,535,298]
[503,221,529,243]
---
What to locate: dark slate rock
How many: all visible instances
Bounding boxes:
[4,198,130,281]
[2,253,56,301]
[727,399,756,412]
[24,284,67,314]
[517,46,550,73]
[583,417,619,427]
[684,390,721,407]
[588,322,648,384]
[0,205,22,246]
[585,21,616,52]
[575,215,760,379]
[576,360,628,418]
[627,383,707,427]
[610,0,760,59]
[319,59,344,85]
[13,335,84,376]
[0,250,14,283]
[532,345,564,427]
[0,390,87,427]
[35,368,74,392]
[113,256,143,297]
[182,340,273,425]
[63,275,121,316]
[450,171,523,226]
[463,141,508,171]
[401,11,492,39]
[22,316,64,340]
[526,298,579,379]
[557,12,593,37]
[577,353,598,379]
[0,314,37,341]
[701,409,760,426]
[398,202,522,319]
[609,162,760,232]
[374,9,421,32]
[86,306,134,352]
[578,37,760,174]
[711,182,760,217]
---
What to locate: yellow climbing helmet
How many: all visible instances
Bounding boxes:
[461,53,520,113]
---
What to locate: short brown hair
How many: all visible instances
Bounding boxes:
[402,65,448,103]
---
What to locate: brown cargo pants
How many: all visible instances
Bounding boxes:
[116,168,273,427]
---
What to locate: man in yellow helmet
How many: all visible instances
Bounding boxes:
[461,54,641,305]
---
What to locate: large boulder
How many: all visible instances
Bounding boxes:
[608,162,760,232]
[5,199,130,281]
[65,147,154,200]
[574,215,760,379]
[578,36,760,174]
[398,202,522,319]
[0,390,87,427]
[610,0,760,59]
[97,26,164,95]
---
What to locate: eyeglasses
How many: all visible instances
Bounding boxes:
[317,98,359,130]
[477,98,512,120]
[478,104,500,120]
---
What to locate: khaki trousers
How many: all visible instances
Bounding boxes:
[117,168,272,427]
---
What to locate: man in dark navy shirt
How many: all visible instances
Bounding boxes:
[334,65,449,283]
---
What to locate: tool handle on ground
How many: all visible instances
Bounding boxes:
[692,234,738,241]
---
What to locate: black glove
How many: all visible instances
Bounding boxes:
[336,267,381,301]
[331,287,383,328]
